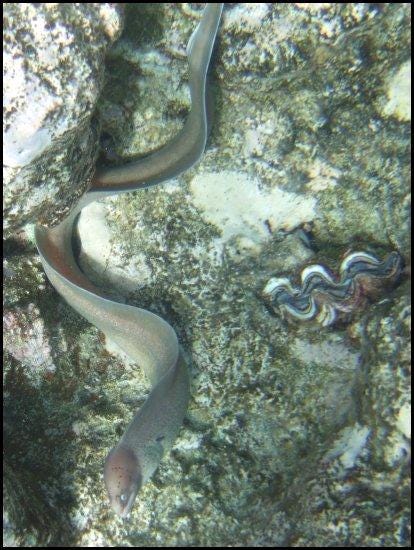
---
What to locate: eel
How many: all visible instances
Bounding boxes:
[34,3,223,517]
[263,250,403,326]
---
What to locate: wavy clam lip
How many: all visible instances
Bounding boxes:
[263,250,403,326]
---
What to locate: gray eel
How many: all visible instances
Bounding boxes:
[34,3,223,517]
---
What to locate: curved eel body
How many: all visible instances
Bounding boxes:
[34,3,223,517]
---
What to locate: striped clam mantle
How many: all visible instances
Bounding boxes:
[263,251,403,327]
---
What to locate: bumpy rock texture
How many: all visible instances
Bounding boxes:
[3,3,123,234]
[3,3,411,547]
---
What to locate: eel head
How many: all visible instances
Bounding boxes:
[104,445,142,517]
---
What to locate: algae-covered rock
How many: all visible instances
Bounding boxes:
[3,3,123,235]
[3,3,410,547]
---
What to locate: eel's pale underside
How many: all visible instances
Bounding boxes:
[35,3,223,517]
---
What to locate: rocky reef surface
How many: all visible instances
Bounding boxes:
[3,3,410,547]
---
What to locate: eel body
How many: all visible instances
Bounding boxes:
[34,3,223,517]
